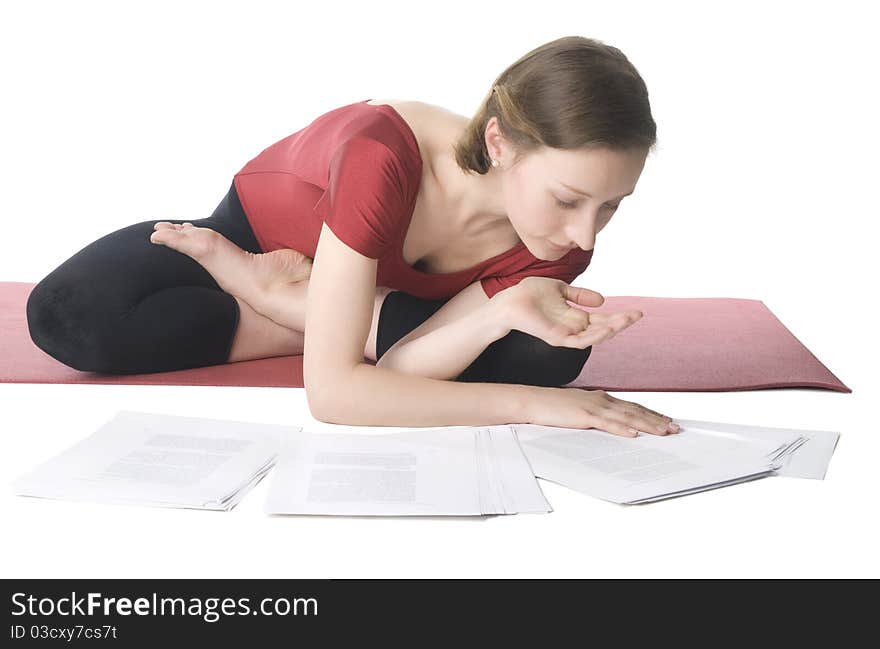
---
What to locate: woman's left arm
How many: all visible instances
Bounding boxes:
[375,282,512,380]
[377,277,642,381]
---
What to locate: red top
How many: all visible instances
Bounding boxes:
[233,99,594,300]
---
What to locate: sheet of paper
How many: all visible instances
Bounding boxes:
[265,426,550,516]
[512,422,794,504]
[266,431,477,516]
[625,470,776,504]
[487,426,554,514]
[12,410,294,510]
[672,418,840,480]
[384,425,551,515]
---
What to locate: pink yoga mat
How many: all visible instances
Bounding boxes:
[564,296,850,392]
[0,281,850,392]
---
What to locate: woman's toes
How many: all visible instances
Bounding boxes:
[153,221,191,232]
[150,231,168,246]
[154,221,197,229]
[149,225,218,260]
[150,227,179,245]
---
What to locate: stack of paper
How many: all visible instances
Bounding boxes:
[11,410,840,513]
[672,418,839,480]
[11,410,295,511]
[512,418,839,505]
[264,425,551,516]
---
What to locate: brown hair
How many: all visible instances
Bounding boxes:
[452,36,657,175]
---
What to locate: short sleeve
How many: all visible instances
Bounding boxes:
[311,135,411,259]
[480,248,595,299]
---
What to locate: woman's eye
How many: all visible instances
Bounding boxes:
[556,198,621,211]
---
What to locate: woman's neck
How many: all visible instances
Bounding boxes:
[429,115,515,242]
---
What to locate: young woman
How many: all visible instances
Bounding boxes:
[26,36,680,438]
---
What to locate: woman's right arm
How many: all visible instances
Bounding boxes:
[304,223,532,426]
[304,223,677,437]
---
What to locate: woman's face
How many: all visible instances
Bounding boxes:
[497,140,648,260]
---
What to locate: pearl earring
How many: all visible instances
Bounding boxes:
[491,158,500,167]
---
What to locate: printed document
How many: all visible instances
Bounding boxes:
[265,425,550,516]
[511,417,836,504]
[12,410,295,510]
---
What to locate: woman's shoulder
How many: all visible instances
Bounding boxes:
[365,99,468,168]
[233,99,421,187]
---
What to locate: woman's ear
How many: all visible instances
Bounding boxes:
[484,116,506,163]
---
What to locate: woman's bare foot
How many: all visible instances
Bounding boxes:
[149,222,313,311]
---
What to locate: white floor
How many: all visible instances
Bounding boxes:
[2,364,874,579]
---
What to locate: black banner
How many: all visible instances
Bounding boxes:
[1,578,858,645]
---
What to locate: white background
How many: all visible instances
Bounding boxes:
[1,0,876,578]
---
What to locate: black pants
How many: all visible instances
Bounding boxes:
[26,182,590,385]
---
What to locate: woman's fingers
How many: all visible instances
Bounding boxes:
[561,326,613,348]
[562,308,642,335]
[602,394,678,432]
[591,402,677,437]
[559,319,629,348]
[562,284,605,308]
[559,308,592,335]
[582,413,642,438]
[586,309,643,329]
[556,309,641,348]
[593,311,641,338]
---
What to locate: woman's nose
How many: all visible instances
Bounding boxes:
[568,229,595,251]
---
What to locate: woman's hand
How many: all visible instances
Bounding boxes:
[491,276,643,349]
[523,386,680,437]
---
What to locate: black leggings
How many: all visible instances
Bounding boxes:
[26,181,591,385]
